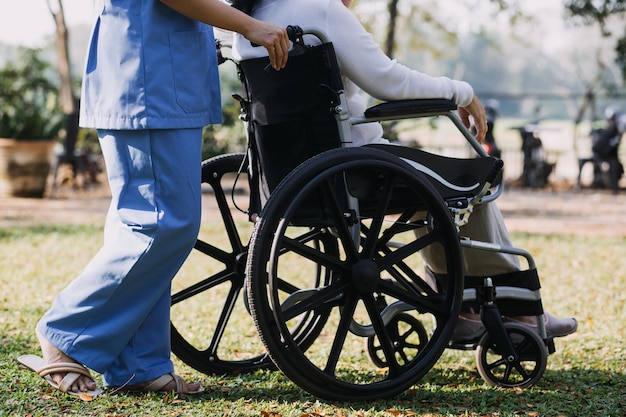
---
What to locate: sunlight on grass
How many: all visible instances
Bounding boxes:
[1,222,624,416]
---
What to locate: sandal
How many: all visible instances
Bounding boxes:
[17,354,102,400]
[110,372,204,394]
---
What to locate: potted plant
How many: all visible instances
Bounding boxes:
[0,48,64,198]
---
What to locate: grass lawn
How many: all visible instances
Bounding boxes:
[1,222,625,416]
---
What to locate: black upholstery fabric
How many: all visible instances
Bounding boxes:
[240,42,344,221]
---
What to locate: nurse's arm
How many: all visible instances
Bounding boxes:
[159,0,289,70]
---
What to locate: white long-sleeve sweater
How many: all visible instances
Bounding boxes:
[232,0,474,146]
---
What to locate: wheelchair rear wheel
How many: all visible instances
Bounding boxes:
[170,153,269,374]
[246,147,464,400]
[170,153,337,374]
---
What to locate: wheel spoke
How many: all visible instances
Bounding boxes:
[377,279,450,317]
[486,355,507,371]
[324,291,359,375]
[377,232,438,272]
[512,361,531,380]
[193,238,235,264]
[361,174,394,257]
[279,280,349,322]
[385,260,438,296]
[171,268,235,305]
[363,293,402,374]
[209,177,246,253]
[376,236,438,296]
[400,326,422,350]
[502,363,514,382]
[206,282,242,356]
[318,177,359,261]
[279,234,346,272]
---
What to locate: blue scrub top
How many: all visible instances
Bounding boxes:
[79,0,222,130]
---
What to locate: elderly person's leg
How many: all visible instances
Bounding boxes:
[420,202,519,276]
[417,202,577,341]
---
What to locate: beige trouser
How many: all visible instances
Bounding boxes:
[418,202,520,276]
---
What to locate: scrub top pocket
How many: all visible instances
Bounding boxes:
[170,30,220,114]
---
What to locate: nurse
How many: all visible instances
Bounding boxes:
[18,0,289,398]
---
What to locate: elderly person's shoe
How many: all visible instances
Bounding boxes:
[450,315,485,342]
[507,312,578,337]
[451,311,577,343]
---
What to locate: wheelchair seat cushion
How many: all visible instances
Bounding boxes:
[365,144,500,200]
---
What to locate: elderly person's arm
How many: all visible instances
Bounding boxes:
[327,0,486,141]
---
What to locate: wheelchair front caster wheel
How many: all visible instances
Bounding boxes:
[475,322,547,388]
[367,313,429,368]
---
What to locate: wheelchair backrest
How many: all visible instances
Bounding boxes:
[239,37,346,217]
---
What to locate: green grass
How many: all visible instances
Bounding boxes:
[1,223,625,416]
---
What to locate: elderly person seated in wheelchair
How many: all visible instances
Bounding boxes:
[230,0,577,341]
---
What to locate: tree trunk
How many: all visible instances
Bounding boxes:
[49,0,75,115]
[385,0,399,58]
[48,0,79,174]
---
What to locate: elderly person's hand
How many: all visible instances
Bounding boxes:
[458,95,487,143]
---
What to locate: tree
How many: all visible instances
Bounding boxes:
[48,0,75,116]
[48,0,81,177]
[374,0,524,59]
[384,0,399,57]
[562,0,626,159]
[565,0,626,81]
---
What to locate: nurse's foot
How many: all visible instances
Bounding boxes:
[36,329,98,394]
[111,373,203,394]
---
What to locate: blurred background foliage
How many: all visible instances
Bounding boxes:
[0,0,624,157]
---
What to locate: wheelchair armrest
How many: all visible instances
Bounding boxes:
[364,99,457,119]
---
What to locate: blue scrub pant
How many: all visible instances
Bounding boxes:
[37,128,202,386]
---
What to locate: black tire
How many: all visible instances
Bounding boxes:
[246,147,464,400]
[475,322,548,388]
[170,153,270,374]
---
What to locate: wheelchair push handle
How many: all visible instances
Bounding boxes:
[251,25,328,72]
[286,25,304,43]
[251,25,330,47]
[215,25,307,65]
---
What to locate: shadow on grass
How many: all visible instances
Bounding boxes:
[194,365,626,415]
[4,351,625,417]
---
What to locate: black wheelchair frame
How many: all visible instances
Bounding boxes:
[169,26,556,400]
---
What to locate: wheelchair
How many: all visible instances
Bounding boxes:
[170,26,555,400]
